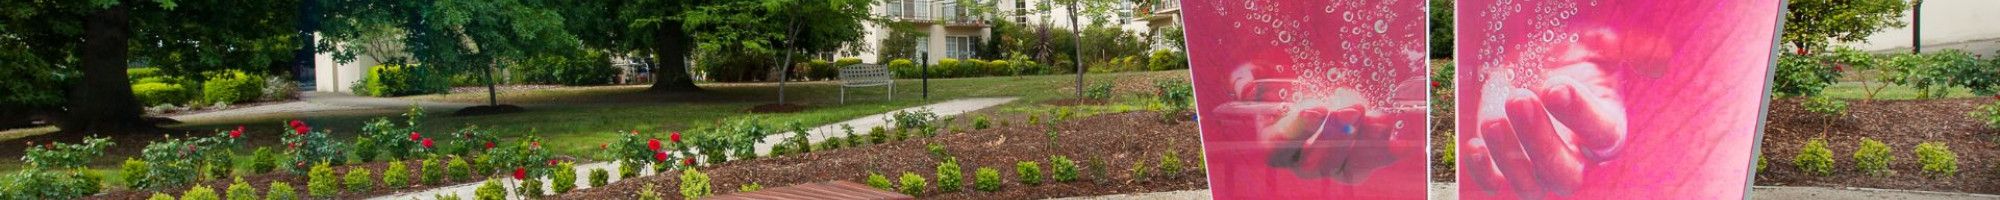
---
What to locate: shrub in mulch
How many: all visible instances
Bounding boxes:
[82,159,492,200]
[556,112,1207,199]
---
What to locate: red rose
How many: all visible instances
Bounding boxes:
[421,138,435,148]
[1796,48,1809,55]
[410,132,422,141]
[288,120,303,128]
[513,167,528,180]
[230,126,244,138]
[655,151,669,161]
[1431,81,1440,87]
[600,143,608,149]
[631,130,640,135]
[294,126,310,135]
[549,159,559,166]
[531,141,541,149]
[670,132,682,143]
[648,138,663,151]
[484,142,496,149]
[683,157,696,166]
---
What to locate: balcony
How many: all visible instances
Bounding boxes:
[1132,0,1181,22]
[886,14,992,27]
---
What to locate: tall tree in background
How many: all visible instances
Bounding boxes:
[1783,0,1910,54]
[560,0,711,92]
[680,0,871,104]
[2,0,299,134]
[318,0,580,107]
[1429,0,1453,59]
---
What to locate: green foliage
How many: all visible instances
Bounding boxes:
[383,162,410,187]
[1160,152,1184,177]
[618,161,642,179]
[420,157,443,185]
[517,178,544,198]
[889,59,920,79]
[1853,138,1893,176]
[474,178,506,200]
[738,183,762,192]
[1915,142,1958,177]
[805,59,839,81]
[679,169,712,199]
[1147,50,1188,71]
[434,194,463,200]
[132,82,196,106]
[148,193,175,200]
[1802,96,1848,119]
[1015,161,1043,185]
[1757,153,1769,174]
[181,184,221,200]
[227,177,259,200]
[22,137,112,169]
[926,143,950,158]
[635,184,663,200]
[1971,101,2000,130]
[972,115,992,130]
[1130,160,1150,181]
[1439,132,1457,168]
[200,70,267,104]
[1050,156,1079,182]
[935,158,963,192]
[869,126,889,144]
[897,172,927,196]
[343,168,375,192]
[1153,79,1194,118]
[265,182,297,200]
[552,161,578,193]
[514,52,619,86]
[0,168,103,199]
[447,157,472,180]
[307,163,337,198]
[1774,54,1841,97]
[1883,50,2000,98]
[135,134,237,189]
[973,167,1001,192]
[353,65,450,97]
[282,120,348,174]
[122,158,150,189]
[356,108,428,161]
[865,171,892,190]
[589,168,610,188]
[1084,82,1114,100]
[1783,0,1910,52]
[251,147,277,174]
[1794,138,1835,176]
[1428,0,1454,58]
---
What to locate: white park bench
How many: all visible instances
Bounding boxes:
[839,64,893,104]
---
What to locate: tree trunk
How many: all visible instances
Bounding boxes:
[649,20,702,92]
[63,3,152,134]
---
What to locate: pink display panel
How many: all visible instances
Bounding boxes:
[1454,0,1783,199]
[1183,0,1429,199]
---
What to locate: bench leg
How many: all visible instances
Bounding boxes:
[888,83,894,101]
[840,86,847,104]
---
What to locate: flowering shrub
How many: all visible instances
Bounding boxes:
[680,169,712,199]
[22,137,112,169]
[865,171,891,190]
[1794,138,1835,176]
[935,158,962,192]
[384,161,410,187]
[973,167,1000,192]
[307,163,337,198]
[267,182,298,200]
[1853,138,1893,176]
[897,172,927,196]
[1015,161,1043,185]
[1050,156,1079,182]
[344,167,375,192]
[226,177,258,200]
[1915,142,1959,177]
[282,120,348,174]
[1153,79,1194,115]
[358,107,428,161]
[443,126,502,156]
[485,136,555,179]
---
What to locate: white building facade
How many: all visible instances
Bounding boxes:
[845,0,1184,65]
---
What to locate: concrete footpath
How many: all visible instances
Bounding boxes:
[1052,183,2000,200]
[368,97,1017,199]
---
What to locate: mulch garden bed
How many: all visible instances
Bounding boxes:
[1427,98,2000,194]
[556,112,1209,199]
[1757,98,2000,194]
[83,158,530,200]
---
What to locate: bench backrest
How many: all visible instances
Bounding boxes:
[839,64,893,87]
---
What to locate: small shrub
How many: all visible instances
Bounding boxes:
[1772,54,1839,97]
[1915,142,1959,177]
[1853,138,1893,176]
[972,116,991,130]
[865,171,892,190]
[1084,82,1114,100]
[343,168,375,192]
[434,194,463,200]
[935,158,963,192]
[251,147,276,173]
[266,182,297,200]
[1016,161,1043,185]
[926,143,950,158]
[1159,152,1184,177]
[1802,96,1848,119]
[897,172,927,196]
[552,162,578,193]
[1147,50,1188,71]
[635,184,662,200]
[589,168,610,187]
[518,178,544,198]
[227,177,259,200]
[739,183,762,192]
[1793,138,1835,176]
[1050,156,1078,182]
[181,184,220,200]
[619,161,642,179]
[383,161,410,187]
[1130,160,1151,181]
[680,169,713,198]
[1971,101,2000,129]
[201,70,267,104]
[148,193,174,200]
[121,158,150,188]
[420,157,442,185]
[869,126,888,144]
[973,167,1001,192]
[447,156,472,180]
[474,178,506,200]
[1757,153,1769,173]
[307,163,337,198]
[133,82,195,106]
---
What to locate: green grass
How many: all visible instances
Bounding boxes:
[0,71,1190,177]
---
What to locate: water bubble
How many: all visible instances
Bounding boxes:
[1344,11,1355,22]
[1374,19,1388,33]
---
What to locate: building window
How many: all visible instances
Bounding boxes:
[946,36,978,59]
[1015,0,1029,22]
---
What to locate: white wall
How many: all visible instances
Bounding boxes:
[1838,0,2000,55]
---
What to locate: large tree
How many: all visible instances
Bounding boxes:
[2,0,300,133]
[681,0,872,103]
[317,0,581,106]
[1783,0,1910,53]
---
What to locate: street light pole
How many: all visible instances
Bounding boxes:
[1912,0,1923,54]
